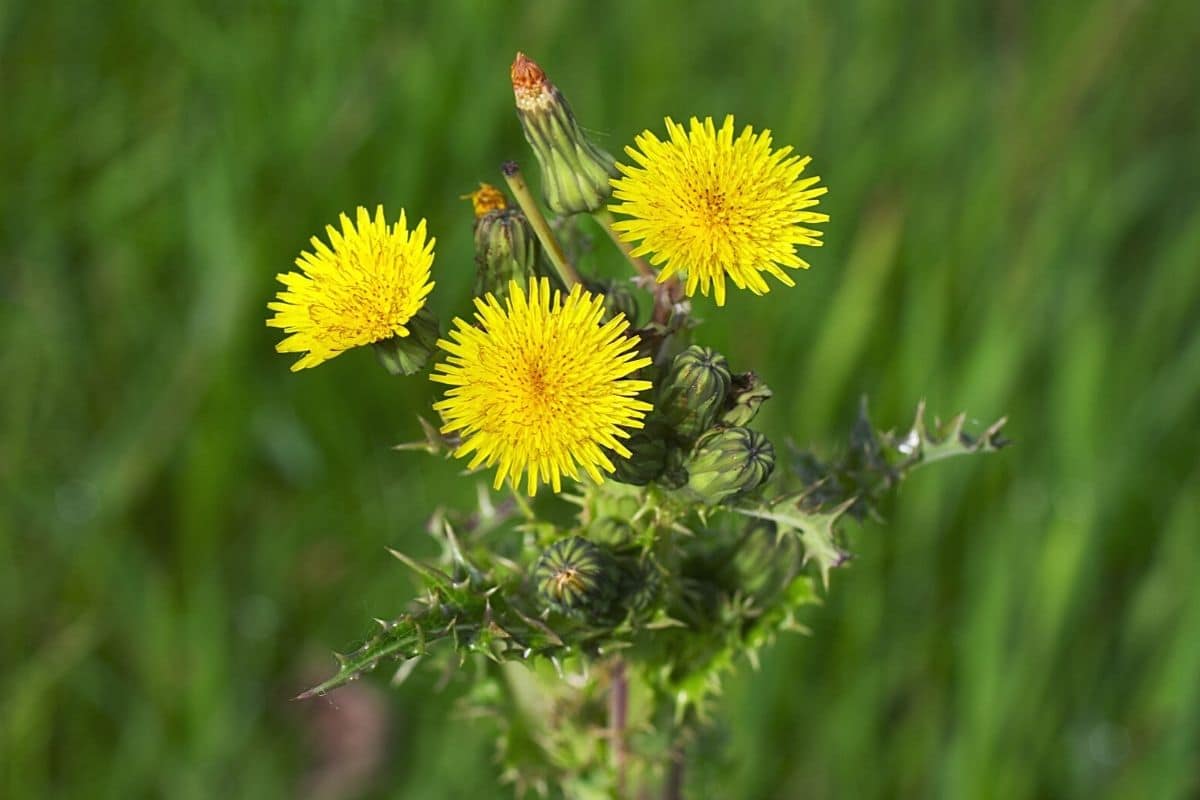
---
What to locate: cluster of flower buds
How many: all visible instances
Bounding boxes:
[610,345,777,504]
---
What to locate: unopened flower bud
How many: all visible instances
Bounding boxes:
[585,278,640,325]
[588,516,636,546]
[511,52,619,216]
[620,560,661,615]
[470,184,559,301]
[680,426,775,504]
[726,519,799,600]
[658,445,690,491]
[610,425,668,486]
[373,306,440,375]
[721,372,773,427]
[534,536,614,614]
[659,346,732,441]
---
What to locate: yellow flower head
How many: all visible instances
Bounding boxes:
[609,115,828,306]
[267,206,435,371]
[432,278,653,496]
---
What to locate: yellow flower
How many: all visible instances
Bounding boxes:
[267,206,435,371]
[431,278,652,496]
[609,115,828,306]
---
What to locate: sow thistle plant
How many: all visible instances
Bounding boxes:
[269,53,1007,798]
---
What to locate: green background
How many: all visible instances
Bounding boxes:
[4,0,1199,797]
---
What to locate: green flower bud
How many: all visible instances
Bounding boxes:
[511,52,619,216]
[534,536,613,613]
[658,346,732,441]
[620,560,661,615]
[588,516,636,547]
[585,278,640,326]
[726,519,799,600]
[609,425,668,486]
[372,306,440,376]
[721,371,773,427]
[469,184,561,302]
[680,426,775,504]
[658,445,690,490]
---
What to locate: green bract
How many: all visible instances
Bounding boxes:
[372,306,441,376]
[721,371,773,426]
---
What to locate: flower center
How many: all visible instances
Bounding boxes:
[553,568,583,595]
[525,364,548,398]
[699,188,728,227]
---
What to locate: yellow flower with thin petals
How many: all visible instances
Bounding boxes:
[267,206,435,371]
[432,278,652,496]
[609,115,828,306]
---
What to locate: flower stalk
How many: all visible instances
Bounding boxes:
[593,208,684,323]
[501,161,582,288]
[610,658,629,798]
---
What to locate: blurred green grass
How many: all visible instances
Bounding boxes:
[3,0,1199,797]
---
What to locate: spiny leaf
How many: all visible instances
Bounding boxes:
[393,414,459,455]
[427,512,487,584]
[296,615,435,700]
[737,498,855,588]
[386,546,461,596]
[787,398,1009,523]
[882,399,1010,468]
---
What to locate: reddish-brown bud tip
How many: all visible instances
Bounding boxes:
[511,52,546,88]
[511,52,551,109]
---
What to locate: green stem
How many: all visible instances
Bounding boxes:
[508,486,536,520]
[502,161,581,288]
[593,209,656,282]
[593,209,683,324]
[663,743,685,800]
[610,658,629,798]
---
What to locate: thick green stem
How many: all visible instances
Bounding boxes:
[502,161,582,288]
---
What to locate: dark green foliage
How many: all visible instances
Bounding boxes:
[791,398,1009,522]
[609,423,671,486]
